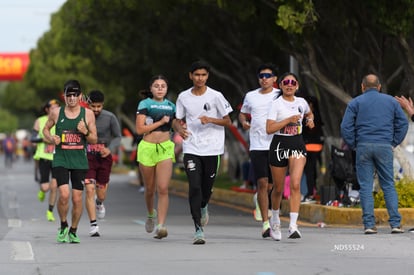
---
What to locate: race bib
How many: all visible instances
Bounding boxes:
[61,130,84,150]
[87,143,105,153]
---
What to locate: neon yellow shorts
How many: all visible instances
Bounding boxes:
[137,140,175,167]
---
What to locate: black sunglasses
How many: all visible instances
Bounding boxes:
[258,73,274,79]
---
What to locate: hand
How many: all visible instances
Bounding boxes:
[199,116,210,125]
[242,121,251,130]
[160,115,170,124]
[52,135,61,145]
[100,147,111,158]
[289,114,302,124]
[77,118,89,135]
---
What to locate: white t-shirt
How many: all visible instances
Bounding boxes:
[267,96,310,136]
[240,88,280,150]
[176,86,233,155]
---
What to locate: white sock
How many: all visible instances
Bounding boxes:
[289,212,299,228]
[271,210,280,224]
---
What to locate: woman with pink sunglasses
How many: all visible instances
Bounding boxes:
[265,72,314,241]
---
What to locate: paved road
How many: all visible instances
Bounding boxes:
[1,156,414,275]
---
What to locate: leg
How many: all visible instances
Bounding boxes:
[85,181,97,222]
[288,156,307,213]
[374,144,401,228]
[71,188,83,229]
[183,154,203,228]
[155,159,173,226]
[57,184,70,223]
[140,164,156,216]
[356,144,376,229]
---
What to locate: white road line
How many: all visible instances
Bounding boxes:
[11,241,34,261]
[8,219,22,228]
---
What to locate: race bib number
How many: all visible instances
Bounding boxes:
[280,123,301,135]
[61,130,84,150]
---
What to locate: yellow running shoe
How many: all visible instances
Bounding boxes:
[46,210,55,222]
[37,190,45,202]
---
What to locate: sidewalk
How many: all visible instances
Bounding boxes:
[167,179,414,228]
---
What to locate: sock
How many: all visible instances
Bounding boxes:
[90,220,97,227]
[262,220,270,230]
[48,205,54,212]
[271,210,280,224]
[69,227,77,234]
[148,210,156,218]
[289,212,299,228]
[61,221,68,229]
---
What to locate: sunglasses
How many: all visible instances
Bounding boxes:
[258,73,274,79]
[281,79,297,86]
[66,93,80,98]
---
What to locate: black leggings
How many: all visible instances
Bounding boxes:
[183,154,220,229]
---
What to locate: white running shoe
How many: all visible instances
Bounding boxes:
[153,225,168,239]
[89,225,100,237]
[145,209,157,233]
[288,225,302,239]
[96,204,106,219]
[270,222,282,241]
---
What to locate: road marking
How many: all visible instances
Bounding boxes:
[11,241,34,261]
[8,219,21,228]
[133,220,145,225]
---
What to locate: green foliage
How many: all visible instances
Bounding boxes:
[0,109,18,133]
[275,0,318,34]
[374,179,414,208]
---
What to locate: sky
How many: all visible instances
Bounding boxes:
[0,0,66,52]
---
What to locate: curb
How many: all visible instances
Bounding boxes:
[168,180,414,227]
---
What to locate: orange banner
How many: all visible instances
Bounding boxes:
[0,53,30,81]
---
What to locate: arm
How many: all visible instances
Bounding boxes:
[198,115,232,127]
[135,114,171,135]
[42,108,59,145]
[107,115,122,153]
[238,112,251,130]
[304,111,315,129]
[173,118,190,140]
[80,108,98,144]
[340,104,356,150]
[266,115,302,135]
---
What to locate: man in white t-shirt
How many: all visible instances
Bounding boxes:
[239,63,280,239]
[174,61,233,245]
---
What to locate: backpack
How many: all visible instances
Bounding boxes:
[329,145,357,184]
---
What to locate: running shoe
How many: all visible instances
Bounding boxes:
[193,228,205,245]
[409,227,414,233]
[69,231,80,243]
[262,221,270,238]
[56,227,69,243]
[138,186,145,193]
[253,209,262,222]
[270,222,282,241]
[89,225,100,237]
[145,209,157,233]
[201,205,209,227]
[364,227,378,234]
[38,190,45,202]
[96,203,106,219]
[288,225,302,239]
[391,227,404,234]
[46,210,55,222]
[153,225,168,239]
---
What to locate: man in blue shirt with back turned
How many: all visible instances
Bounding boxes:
[341,74,408,235]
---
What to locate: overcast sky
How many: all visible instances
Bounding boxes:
[0,0,66,52]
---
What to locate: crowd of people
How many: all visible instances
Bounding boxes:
[5,61,413,246]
